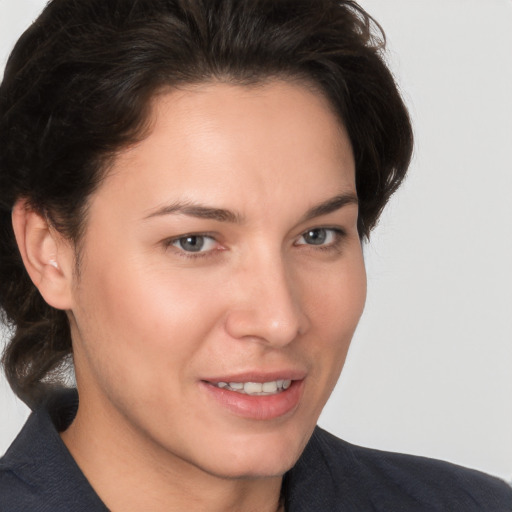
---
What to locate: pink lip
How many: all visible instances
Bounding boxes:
[200,371,306,421]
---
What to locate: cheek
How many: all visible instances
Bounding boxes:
[307,248,366,334]
[304,251,366,385]
[79,250,221,335]
[71,252,228,394]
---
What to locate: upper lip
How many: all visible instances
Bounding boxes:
[202,369,307,383]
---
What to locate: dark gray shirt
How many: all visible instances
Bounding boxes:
[1,390,511,511]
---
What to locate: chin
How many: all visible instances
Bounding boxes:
[205,454,297,481]
[196,426,312,480]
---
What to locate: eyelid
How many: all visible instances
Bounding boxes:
[173,234,216,250]
[164,231,216,244]
[294,226,347,251]
[163,232,224,258]
[162,226,346,260]
[295,227,346,245]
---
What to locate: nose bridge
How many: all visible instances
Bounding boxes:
[225,246,306,346]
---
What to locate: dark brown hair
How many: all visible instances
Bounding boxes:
[0,0,413,407]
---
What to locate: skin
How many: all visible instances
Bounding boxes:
[16,81,366,511]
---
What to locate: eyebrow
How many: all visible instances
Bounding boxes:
[144,201,242,223]
[300,193,358,223]
[144,192,358,224]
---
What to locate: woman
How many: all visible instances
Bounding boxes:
[0,0,510,510]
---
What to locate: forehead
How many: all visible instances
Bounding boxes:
[94,80,356,220]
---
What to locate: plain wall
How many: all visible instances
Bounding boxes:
[1,0,511,480]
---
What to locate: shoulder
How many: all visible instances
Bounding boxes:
[0,459,45,512]
[0,405,52,511]
[0,391,108,512]
[0,418,62,512]
[285,427,512,512]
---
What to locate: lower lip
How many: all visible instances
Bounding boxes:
[201,380,304,420]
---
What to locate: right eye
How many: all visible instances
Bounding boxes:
[295,227,344,248]
[170,235,217,253]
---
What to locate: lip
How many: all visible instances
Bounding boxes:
[200,370,306,420]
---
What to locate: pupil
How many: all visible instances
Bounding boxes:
[181,236,203,252]
[306,229,326,245]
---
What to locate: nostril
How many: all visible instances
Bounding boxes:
[224,261,308,345]
[224,304,305,347]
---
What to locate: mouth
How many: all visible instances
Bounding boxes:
[200,373,305,420]
[209,379,292,396]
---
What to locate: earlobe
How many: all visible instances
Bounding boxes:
[11,200,74,310]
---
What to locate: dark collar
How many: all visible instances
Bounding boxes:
[2,389,338,511]
[1,389,108,511]
[4,390,512,511]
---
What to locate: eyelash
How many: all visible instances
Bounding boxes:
[164,227,346,260]
[163,233,220,260]
[294,227,346,251]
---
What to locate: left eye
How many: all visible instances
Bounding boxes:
[171,235,217,253]
[296,228,338,246]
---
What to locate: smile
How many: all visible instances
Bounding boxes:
[211,380,292,395]
[202,377,304,420]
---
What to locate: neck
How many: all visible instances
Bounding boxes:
[61,399,285,512]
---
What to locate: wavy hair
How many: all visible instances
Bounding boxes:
[0,0,413,407]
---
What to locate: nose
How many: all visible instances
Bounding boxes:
[224,254,309,347]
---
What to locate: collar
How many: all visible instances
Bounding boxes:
[3,389,344,511]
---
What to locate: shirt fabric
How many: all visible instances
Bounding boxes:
[1,390,511,511]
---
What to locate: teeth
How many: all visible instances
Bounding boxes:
[244,382,263,394]
[213,379,293,395]
[262,381,277,393]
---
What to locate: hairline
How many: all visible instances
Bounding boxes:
[68,73,354,277]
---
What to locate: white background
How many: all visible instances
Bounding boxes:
[1,0,511,481]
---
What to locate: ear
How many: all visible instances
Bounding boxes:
[12,200,75,310]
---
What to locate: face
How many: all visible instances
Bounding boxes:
[66,81,366,479]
